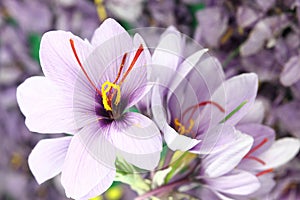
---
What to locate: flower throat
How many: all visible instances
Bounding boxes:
[69,39,144,111]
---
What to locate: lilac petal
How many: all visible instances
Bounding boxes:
[247,173,275,198]
[191,125,241,155]
[28,137,71,184]
[255,0,276,11]
[196,7,228,48]
[61,124,116,199]
[240,21,271,57]
[238,100,265,124]
[236,6,260,28]
[78,170,116,200]
[110,112,162,154]
[243,138,300,171]
[16,76,77,133]
[276,101,300,137]
[206,169,260,195]
[280,55,300,86]
[40,30,92,92]
[91,18,129,48]
[126,83,153,109]
[167,56,225,126]
[202,73,258,128]
[200,187,222,200]
[151,26,182,86]
[236,123,275,156]
[166,48,209,99]
[118,52,148,103]
[202,131,253,178]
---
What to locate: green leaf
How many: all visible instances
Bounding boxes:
[220,101,248,123]
[28,33,42,63]
[165,151,196,183]
[115,173,151,195]
[187,3,206,28]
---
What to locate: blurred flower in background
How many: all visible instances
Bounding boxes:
[1,0,300,200]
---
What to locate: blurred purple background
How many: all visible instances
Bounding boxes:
[1,0,300,199]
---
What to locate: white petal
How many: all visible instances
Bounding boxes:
[163,123,201,152]
[17,76,77,133]
[28,137,71,184]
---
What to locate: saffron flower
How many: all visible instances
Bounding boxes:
[17,18,162,199]
[150,27,258,153]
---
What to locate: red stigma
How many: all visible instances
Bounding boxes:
[244,156,266,165]
[245,138,268,157]
[113,53,127,84]
[119,44,144,85]
[182,100,225,123]
[69,39,102,96]
[244,138,269,166]
[256,168,274,177]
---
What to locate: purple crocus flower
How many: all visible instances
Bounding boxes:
[17,18,162,199]
[150,27,259,154]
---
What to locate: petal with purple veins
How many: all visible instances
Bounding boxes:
[61,123,116,199]
[28,137,72,184]
[16,76,78,133]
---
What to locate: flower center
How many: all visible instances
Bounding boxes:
[173,101,225,136]
[70,38,144,113]
[100,44,144,112]
[101,81,121,111]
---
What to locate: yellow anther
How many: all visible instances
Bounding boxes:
[174,118,195,135]
[101,81,121,111]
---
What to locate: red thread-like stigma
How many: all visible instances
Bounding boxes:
[69,39,102,96]
[182,101,225,123]
[256,168,274,177]
[244,138,269,165]
[119,44,144,85]
[245,138,268,157]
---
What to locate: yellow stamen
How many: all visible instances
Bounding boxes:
[94,0,107,21]
[101,81,121,111]
[174,118,195,135]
